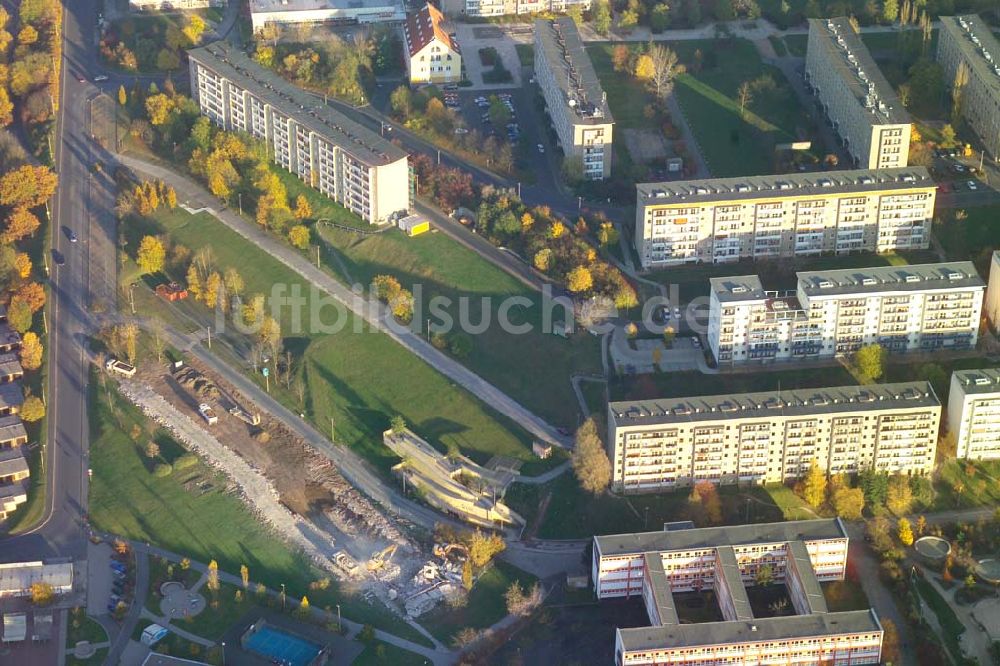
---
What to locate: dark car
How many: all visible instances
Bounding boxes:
[51,249,65,266]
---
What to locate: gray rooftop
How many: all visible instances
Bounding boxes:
[798,261,983,298]
[0,416,26,444]
[787,540,828,614]
[0,447,27,478]
[716,546,754,622]
[710,275,768,304]
[638,166,931,205]
[0,384,22,411]
[250,0,401,13]
[952,367,1000,396]
[534,18,612,126]
[596,519,848,557]
[617,609,880,651]
[940,16,1000,97]
[808,17,909,124]
[643,553,679,626]
[188,42,408,167]
[0,323,20,349]
[0,353,22,379]
[608,382,938,429]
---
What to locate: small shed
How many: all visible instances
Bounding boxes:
[532,441,553,459]
[667,157,683,173]
[397,214,430,237]
[156,282,189,302]
[140,623,168,647]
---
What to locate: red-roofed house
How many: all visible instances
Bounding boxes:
[403,4,461,85]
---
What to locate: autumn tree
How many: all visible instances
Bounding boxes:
[801,459,827,508]
[20,395,44,422]
[19,331,42,370]
[207,559,220,591]
[468,529,505,568]
[566,265,593,293]
[136,235,165,274]
[612,44,631,72]
[634,53,654,80]
[288,224,310,249]
[241,564,249,590]
[118,85,127,106]
[145,441,160,459]
[737,81,753,118]
[886,474,913,515]
[881,618,901,665]
[832,486,865,520]
[7,298,31,333]
[897,517,914,546]
[755,564,774,587]
[505,581,542,617]
[293,194,312,220]
[854,343,885,381]
[648,44,682,98]
[3,206,39,243]
[30,582,54,606]
[572,417,611,494]
[0,165,56,207]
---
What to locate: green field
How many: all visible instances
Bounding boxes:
[420,561,537,643]
[65,608,108,665]
[352,640,428,665]
[87,371,430,647]
[935,205,1000,273]
[128,206,537,472]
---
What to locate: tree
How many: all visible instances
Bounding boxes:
[137,235,165,274]
[755,563,774,587]
[145,93,175,126]
[293,194,312,220]
[572,417,611,494]
[567,266,593,293]
[940,123,958,149]
[389,85,412,118]
[737,81,754,118]
[30,582,54,606]
[118,85,127,106]
[182,14,206,44]
[505,581,542,616]
[533,249,553,271]
[20,331,43,370]
[180,557,190,570]
[618,9,639,31]
[462,559,473,590]
[0,165,56,208]
[597,222,619,247]
[648,44,681,99]
[7,298,31,334]
[295,595,310,618]
[207,559,220,591]
[390,414,406,435]
[801,459,827,508]
[832,486,865,520]
[223,267,244,299]
[592,0,612,35]
[20,395,44,422]
[145,441,160,459]
[854,343,885,380]
[634,54,654,80]
[611,44,631,72]
[3,207,39,242]
[468,529,506,568]
[882,0,899,23]
[693,480,722,524]
[650,3,671,31]
[287,224,310,250]
[156,49,180,71]
[881,618,901,665]
[916,514,927,536]
[897,517,914,546]
[886,474,913,515]
[241,564,250,589]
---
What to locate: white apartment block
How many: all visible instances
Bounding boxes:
[188,43,410,225]
[635,167,934,268]
[938,16,1000,160]
[948,368,1000,460]
[594,520,884,666]
[608,382,940,493]
[250,0,404,31]
[130,0,223,10]
[806,18,911,169]
[986,251,1000,331]
[709,262,984,365]
[443,0,589,18]
[534,18,613,180]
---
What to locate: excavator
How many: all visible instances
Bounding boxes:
[367,544,398,573]
[432,543,469,562]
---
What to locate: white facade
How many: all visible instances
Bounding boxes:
[188,42,410,225]
[636,168,935,268]
[710,262,984,366]
[403,4,461,86]
[130,0,223,9]
[444,0,589,18]
[948,369,1000,460]
[250,0,404,32]
[0,562,73,598]
[806,18,911,169]
[987,251,1000,331]
[937,16,1000,160]
[608,382,940,493]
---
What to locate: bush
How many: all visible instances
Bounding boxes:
[153,463,173,477]
[173,454,198,470]
[449,333,472,358]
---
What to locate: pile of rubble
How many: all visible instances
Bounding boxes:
[402,544,468,617]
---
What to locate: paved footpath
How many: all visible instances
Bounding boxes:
[116,154,568,450]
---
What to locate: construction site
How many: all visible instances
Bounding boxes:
[114,355,485,621]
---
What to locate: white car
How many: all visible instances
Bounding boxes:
[94,74,109,82]
[537,143,544,153]
[968,180,979,191]
[673,306,681,319]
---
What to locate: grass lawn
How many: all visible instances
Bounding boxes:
[763,484,818,521]
[822,581,870,613]
[352,640,428,665]
[935,205,1000,274]
[420,560,537,644]
[914,576,965,664]
[515,44,534,68]
[935,459,1000,509]
[87,370,431,647]
[129,206,536,473]
[783,34,808,57]
[66,649,109,666]
[767,35,788,57]
[66,611,108,647]
[173,583,254,641]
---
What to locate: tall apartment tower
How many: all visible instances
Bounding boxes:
[635,167,934,268]
[806,18,911,169]
[608,383,940,493]
[938,15,1000,160]
[948,368,1000,461]
[534,18,613,180]
[187,42,411,225]
[709,262,985,365]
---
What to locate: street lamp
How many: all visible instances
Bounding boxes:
[221,641,226,666]
[280,583,286,611]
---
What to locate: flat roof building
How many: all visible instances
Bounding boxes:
[948,368,1000,460]
[188,42,411,225]
[0,561,73,598]
[938,16,1000,160]
[593,519,883,666]
[443,0,590,18]
[608,382,940,493]
[403,4,461,86]
[249,0,404,32]
[806,18,910,169]
[709,261,984,365]
[130,0,223,9]
[635,167,934,268]
[534,18,613,180]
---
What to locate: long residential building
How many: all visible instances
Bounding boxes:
[188,42,411,225]
[607,382,940,493]
[709,261,984,366]
[249,0,405,31]
[806,18,910,169]
[938,15,1000,160]
[948,368,1000,460]
[443,0,589,18]
[635,167,934,268]
[593,520,884,666]
[534,18,613,180]
[130,0,223,9]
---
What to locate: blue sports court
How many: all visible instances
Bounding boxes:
[243,625,322,666]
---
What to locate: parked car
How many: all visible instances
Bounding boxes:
[536,143,545,153]
[967,180,979,190]
[94,74,109,82]
[454,127,469,134]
